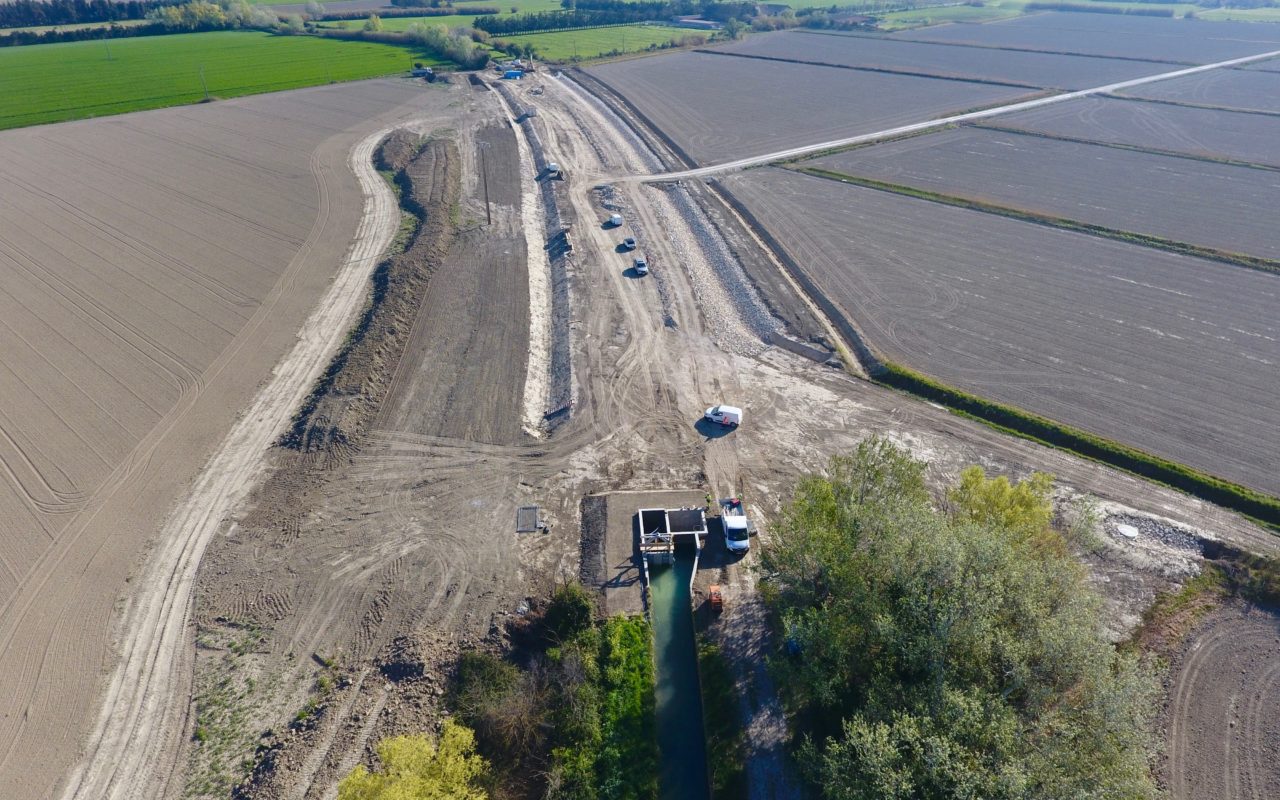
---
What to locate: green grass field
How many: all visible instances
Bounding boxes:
[497,23,708,60]
[875,1,1212,30]
[0,31,432,130]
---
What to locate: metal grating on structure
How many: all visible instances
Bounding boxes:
[516,506,540,533]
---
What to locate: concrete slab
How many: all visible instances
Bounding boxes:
[583,489,708,617]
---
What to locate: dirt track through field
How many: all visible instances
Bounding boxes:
[1163,604,1280,800]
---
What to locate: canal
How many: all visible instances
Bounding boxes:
[649,552,711,800]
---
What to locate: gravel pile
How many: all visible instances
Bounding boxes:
[558,73,664,174]
[666,183,780,342]
[1106,513,1204,554]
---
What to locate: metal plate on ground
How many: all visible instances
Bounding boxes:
[516,506,540,533]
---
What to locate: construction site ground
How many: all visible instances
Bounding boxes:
[37,68,1280,800]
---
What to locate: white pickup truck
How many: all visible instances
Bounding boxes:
[720,497,751,553]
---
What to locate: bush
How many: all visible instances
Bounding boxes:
[337,721,489,799]
[544,582,597,644]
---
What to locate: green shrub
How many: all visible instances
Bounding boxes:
[544,582,597,644]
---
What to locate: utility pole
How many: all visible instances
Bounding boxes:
[104,40,113,62]
[199,65,210,101]
[479,141,491,226]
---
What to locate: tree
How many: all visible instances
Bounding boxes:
[947,465,1054,543]
[763,438,1159,799]
[337,720,489,800]
[722,16,745,38]
[363,13,382,31]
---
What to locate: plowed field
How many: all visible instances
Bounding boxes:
[710,29,1172,89]
[584,51,1034,165]
[1163,605,1280,800]
[889,12,1280,63]
[992,95,1280,167]
[721,168,1280,496]
[813,126,1280,261]
[0,78,447,799]
[1118,66,1280,113]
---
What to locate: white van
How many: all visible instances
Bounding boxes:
[704,405,742,427]
[607,213,623,227]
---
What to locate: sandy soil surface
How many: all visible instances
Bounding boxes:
[1162,603,1280,800]
[0,78,446,800]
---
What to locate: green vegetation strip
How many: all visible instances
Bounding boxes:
[971,121,1280,173]
[874,361,1280,529]
[0,31,432,130]
[696,640,746,799]
[796,165,1280,276]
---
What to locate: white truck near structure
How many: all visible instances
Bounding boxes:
[704,404,742,427]
[720,497,751,553]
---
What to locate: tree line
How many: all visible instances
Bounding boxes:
[0,0,182,28]
[475,0,755,34]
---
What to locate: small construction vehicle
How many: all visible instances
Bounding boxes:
[708,585,724,613]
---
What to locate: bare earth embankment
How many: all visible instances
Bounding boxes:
[0,78,443,800]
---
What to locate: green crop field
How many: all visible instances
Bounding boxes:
[498,24,709,60]
[0,31,434,130]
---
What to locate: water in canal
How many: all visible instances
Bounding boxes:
[649,553,710,800]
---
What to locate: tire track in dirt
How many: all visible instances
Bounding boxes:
[53,124,409,800]
[1163,604,1280,800]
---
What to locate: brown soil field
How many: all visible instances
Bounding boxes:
[1162,603,1280,799]
[583,51,1035,165]
[720,167,1280,496]
[711,29,1173,89]
[0,78,451,799]
[1118,66,1280,113]
[813,126,1280,261]
[992,95,1280,167]
[890,11,1280,63]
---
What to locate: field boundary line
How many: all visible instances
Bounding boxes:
[1102,91,1280,119]
[967,121,1280,172]
[690,48,1044,90]
[794,165,1280,275]
[631,45,1280,182]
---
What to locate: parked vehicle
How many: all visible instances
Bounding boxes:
[704,404,742,427]
[622,236,637,250]
[720,497,751,553]
[607,213,623,227]
[633,256,649,276]
[545,161,560,178]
